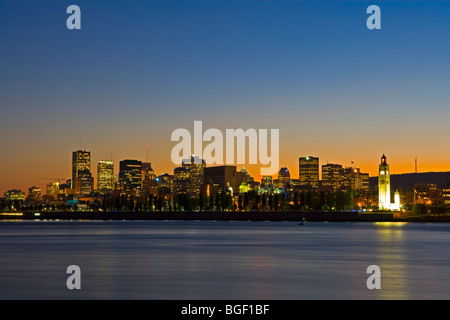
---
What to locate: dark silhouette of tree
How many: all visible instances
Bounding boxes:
[238,195,243,211]
[199,193,204,211]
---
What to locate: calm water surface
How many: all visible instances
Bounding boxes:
[0,220,449,299]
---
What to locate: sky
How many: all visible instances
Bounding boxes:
[1,0,450,194]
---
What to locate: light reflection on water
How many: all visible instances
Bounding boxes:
[0,220,449,299]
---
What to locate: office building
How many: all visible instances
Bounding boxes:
[157,173,174,194]
[299,156,319,188]
[72,150,91,189]
[119,159,143,195]
[3,189,25,202]
[415,183,439,205]
[182,155,206,197]
[204,165,237,195]
[74,170,94,195]
[97,160,115,193]
[322,163,342,190]
[142,162,157,196]
[340,167,369,193]
[277,167,291,188]
[442,180,450,204]
[174,166,190,195]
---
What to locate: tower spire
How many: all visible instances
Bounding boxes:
[381,153,387,165]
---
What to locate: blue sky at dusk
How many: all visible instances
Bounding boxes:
[1,0,450,193]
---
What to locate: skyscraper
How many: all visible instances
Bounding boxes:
[299,156,319,188]
[182,155,206,197]
[204,165,237,195]
[340,167,368,192]
[277,167,291,188]
[142,162,157,196]
[174,166,190,195]
[97,160,115,193]
[72,150,91,189]
[75,170,94,195]
[322,163,342,190]
[119,159,143,195]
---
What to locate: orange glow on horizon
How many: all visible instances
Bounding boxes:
[2,143,450,196]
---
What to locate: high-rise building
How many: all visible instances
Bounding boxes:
[97,160,115,193]
[72,150,91,189]
[340,167,369,192]
[322,163,342,190]
[174,166,190,195]
[277,167,291,188]
[360,173,370,194]
[182,155,206,197]
[299,156,319,188]
[75,170,94,195]
[204,165,237,195]
[157,173,174,195]
[119,159,143,195]
[142,162,157,196]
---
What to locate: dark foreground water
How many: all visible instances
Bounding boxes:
[0,220,449,300]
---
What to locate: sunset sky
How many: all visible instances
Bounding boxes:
[1,0,450,195]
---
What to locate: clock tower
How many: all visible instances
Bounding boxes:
[378,154,391,210]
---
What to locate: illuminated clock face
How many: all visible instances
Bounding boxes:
[380,171,385,175]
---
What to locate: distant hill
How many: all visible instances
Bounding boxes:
[369,172,450,190]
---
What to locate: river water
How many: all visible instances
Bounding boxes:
[0,220,449,299]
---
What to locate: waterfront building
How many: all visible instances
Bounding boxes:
[97,160,115,193]
[322,163,342,191]
[204,165,244,196]
[3,189,25,202]
[277,167,291,188]
[299,156,319,188]
[182,155,206,197]
[72,150,91,189]
[157,173,174,194]
[119,159,143,196]
[414,183,439,205]
[340,167,369,193]
[442,180,450,204]
[142,162,157,196]
[174,166,190,195]
[74,170,94,195]
[378,154,400,210]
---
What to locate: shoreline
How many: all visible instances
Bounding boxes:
[1,211,450,222]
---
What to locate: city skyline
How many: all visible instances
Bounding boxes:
[2,1,450,195]
[0,145,447,196]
